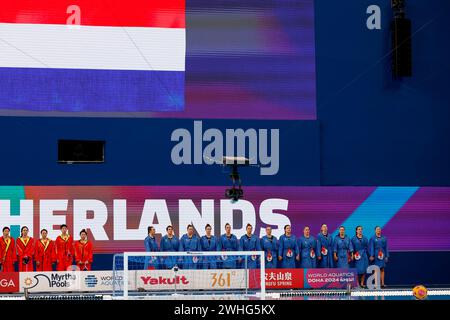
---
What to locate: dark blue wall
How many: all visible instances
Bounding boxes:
[315,0,450,186]
[0,117,320,186]
[312,0,450,283]
[1,1,448,187]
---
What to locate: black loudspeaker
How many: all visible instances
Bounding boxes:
[58,140,105,163]
[391,17,412,78]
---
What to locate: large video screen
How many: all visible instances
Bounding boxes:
[0,0,185,114]
[0,0,316,119]
[1,186,448,253]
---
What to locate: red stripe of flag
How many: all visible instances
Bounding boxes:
[0,0,185,28]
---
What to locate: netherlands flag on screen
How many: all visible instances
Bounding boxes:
[0,0,185,113]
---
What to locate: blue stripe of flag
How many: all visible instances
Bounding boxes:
[0,67,184,112]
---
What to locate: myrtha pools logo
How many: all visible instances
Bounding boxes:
[23,273,78,289]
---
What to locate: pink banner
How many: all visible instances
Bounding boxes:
[304,269,358,289]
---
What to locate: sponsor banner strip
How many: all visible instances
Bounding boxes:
[17,269,358,293]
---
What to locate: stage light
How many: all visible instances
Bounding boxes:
[222,156,249,202]
[391,0,405,14]
[225,187,244,202]
[391,0,412,78]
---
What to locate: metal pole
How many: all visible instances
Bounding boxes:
[260,251,266,300]
[123,253,128,299]
[245,255,248,295]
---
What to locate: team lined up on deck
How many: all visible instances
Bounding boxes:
[0,225,93,272]
[144,223,389,288]
[0,222,389,288]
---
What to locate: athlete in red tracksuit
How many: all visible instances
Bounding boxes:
[16,226,35,272]
[35,229,56,272]
[0,227,16,272]
[55,224,74,271]
[74,229,94,271]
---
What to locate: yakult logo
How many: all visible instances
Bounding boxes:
[140,275,189,285]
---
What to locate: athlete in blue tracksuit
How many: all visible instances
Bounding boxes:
[369,226,389,288]
[144,226,159,269]
[297,226,317,268]
[260,226,278,269]
[278,225,299,269]
[333,226,354,268]
[316,224,334,268]
[179,225,202,269]
[351,226,369,288]
[218,223,239,269]
[200,224,219,269]
[160,225,180,269]
[239,224,261,269]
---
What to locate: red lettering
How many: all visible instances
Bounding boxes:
[159,276,168,284]
[140,276,150,285]
[141,275,190,286]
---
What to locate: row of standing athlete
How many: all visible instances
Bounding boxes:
[0,224,93,272]
[144,223,389,288]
